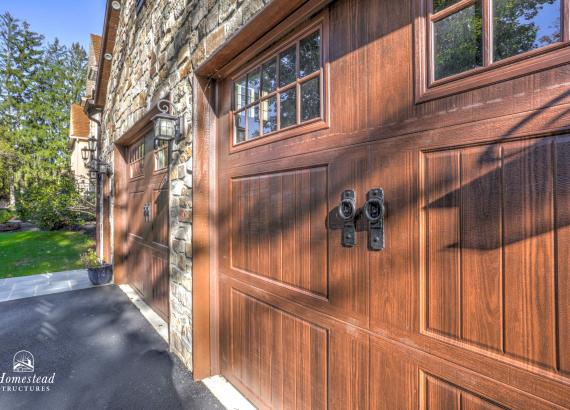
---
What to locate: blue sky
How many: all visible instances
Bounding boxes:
[1,0,107,50]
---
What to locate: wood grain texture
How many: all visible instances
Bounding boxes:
[199,0,570,407]
[230,167,328,297]
[555,135,570,375]
[422,373,507,410]
[423,137,566,371]
[226,289,328,409]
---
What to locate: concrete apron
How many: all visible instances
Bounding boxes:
[0,270,97,303]
[118,284,256,410]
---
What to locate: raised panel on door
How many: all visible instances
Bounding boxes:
[219,282,328,410]
[415,134,570,404]
[222,147,372,325]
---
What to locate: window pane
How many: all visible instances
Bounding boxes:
[299,31,321,78]
[279,46,297,87]
[434,2,483,80]
[235,110,246,143]
[493,0,560,61]
[156,149,167,170]
[235,77,246,109]
[280,88,297,128]
[262,59,277,95]
[247,105,260,140]
[262,96,277,134]
[301,76,320,122]
[247,69,261,104]
[433,0,462,13]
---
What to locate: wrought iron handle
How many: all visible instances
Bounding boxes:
[143,203,151,222]
[338,190,357,247]
[363,188,385,251]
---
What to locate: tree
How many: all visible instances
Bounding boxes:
[0,13,44,205]
[0,12,89,228]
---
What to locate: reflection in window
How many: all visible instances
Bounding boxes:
[262,59,277,96]
[433,0,461,13]
[247,69,261,104]
[301,76,321,122]
[262,96,277,134]
[235,111,246,143]
[280,88,297,128]
[299,31,321,77]
[232,28,323,144]
[430,0,563,81]
[129,142,145,178]
[279,46,297,87]
[493,0,561,61]
[247,105,260,139]
[155,139,168,170]
[434,2,483,80]
[234,77,246,109]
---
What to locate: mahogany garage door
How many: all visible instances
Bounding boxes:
[126,131,170,321]
[214,3,570,409]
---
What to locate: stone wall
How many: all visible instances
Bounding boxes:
[101,0,270,371]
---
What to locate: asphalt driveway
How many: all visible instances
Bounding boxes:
[0,286,223,410]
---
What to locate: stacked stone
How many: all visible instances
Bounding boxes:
[100,0,270,371]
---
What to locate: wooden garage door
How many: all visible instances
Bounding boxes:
[126,131,169,321]
[215,3,570,409]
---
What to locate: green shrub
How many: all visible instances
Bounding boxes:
[16,172,84,230]
[0,209,14,224]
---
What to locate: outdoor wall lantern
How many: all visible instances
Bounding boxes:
[152,99,184,149]
[81,146,90,162]
[87,136,97,153]
[83,136,112,177]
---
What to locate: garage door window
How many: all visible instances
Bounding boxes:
[129,141,144,179]
[232,24,326,146]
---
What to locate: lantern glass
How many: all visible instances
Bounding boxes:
[88,136,97,152]
[154,115,176,139]
[81,147,90,161]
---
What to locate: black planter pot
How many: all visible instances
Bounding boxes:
[87,264,113,285]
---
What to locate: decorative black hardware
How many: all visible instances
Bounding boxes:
[363,188,385,251]
[338,190,357,247]
[143,203,151,222]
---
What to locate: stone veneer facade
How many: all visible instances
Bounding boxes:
[100,0,271,371]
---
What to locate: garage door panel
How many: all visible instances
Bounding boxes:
[152,187,169,247]
[230,166,328,298]
[368,148,418,334]
[150,249,169,320]
[421,136,567,373]
[126,131,169,322]
[421,373,507,410]
[127,190,146,239]
[225,287,328,409]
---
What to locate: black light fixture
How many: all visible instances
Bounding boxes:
[152,99,183,149]
[84,135,112,176]
[81,146,90,162]
[87,136,97,152]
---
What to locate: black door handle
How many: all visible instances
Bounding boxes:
[338,190,357,247]
[143,203,151,222]
[363,188,385,251]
